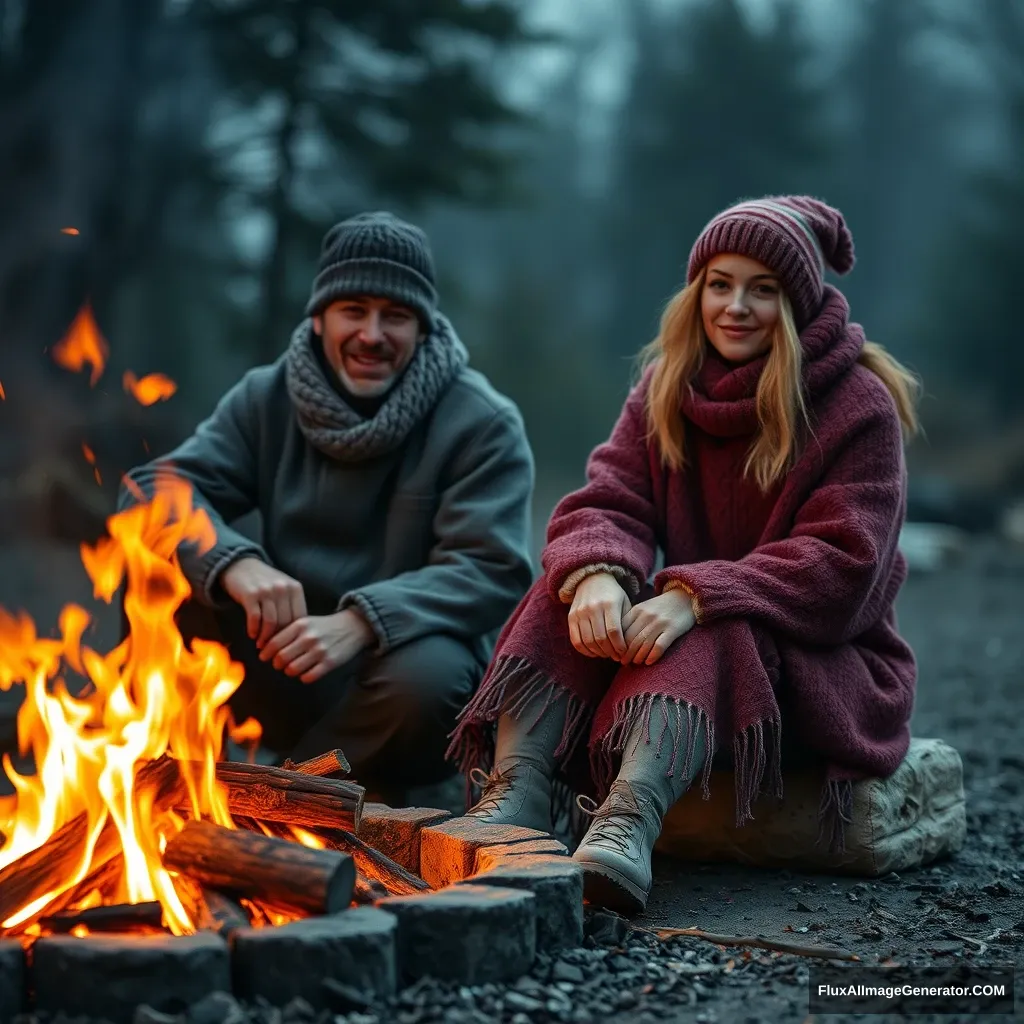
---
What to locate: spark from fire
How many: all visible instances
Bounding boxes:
[52,306,108,386]
[61,228,80,236]
[81,443,102,486]
[0,475,253,935]
[123,371,177,407]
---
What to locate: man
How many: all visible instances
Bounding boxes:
[120,211,535,805]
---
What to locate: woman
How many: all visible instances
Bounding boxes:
[446,195,921,915]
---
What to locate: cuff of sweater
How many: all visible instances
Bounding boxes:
[659,577,705,624]
[337,590,390,654]
[557,563,640,604]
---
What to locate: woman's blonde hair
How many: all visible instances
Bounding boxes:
[638,268,921,491]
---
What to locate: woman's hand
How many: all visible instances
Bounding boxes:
[621,588,696,665]
[567,572,631,659]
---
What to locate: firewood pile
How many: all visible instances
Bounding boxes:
[0,749,430,944]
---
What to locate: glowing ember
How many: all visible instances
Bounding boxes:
[123,371,177,407]
[81,443,101,486]
[0,380,5,400]
[61,228,80,236]
[0,474,252,935]
[52,305,108,386]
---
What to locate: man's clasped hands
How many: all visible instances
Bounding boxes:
[220,557,374,683]
[567,572,696,667]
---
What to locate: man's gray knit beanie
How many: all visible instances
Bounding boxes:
[305,211,438,327]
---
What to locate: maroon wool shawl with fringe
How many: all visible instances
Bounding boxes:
[447,286,917,849]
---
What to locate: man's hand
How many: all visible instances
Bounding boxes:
[219,557,307,650]
[567,572,631,659]
[258,609,375,683]
[621,588,696,666]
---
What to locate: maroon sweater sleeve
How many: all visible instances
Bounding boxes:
[656,403,906,646]
[541,380,657,600]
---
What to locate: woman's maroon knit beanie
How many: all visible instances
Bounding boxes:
[686,195,856,327]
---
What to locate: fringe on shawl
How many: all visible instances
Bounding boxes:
[446,657,852,850]
[444,654,593,816]
[818,777,854,854]
[593,694,784,829]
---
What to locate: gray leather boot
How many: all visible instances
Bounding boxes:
[572,701,707,914]
[464,690,568,834]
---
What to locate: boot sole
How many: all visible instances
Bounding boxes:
[577,860,649,916]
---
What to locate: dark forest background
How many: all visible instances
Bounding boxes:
[1,0,1023,555]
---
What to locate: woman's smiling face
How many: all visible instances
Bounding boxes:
[700,253,782,363]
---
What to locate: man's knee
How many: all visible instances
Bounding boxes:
[366,633,482,721]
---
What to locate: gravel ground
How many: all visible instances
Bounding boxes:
[1,535,1022,1023]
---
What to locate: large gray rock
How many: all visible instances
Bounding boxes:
[379,883,536,984]
[32,932,230,1024]
[458,854,584,952]
[656,737,966,876]
[231,908,398,1009]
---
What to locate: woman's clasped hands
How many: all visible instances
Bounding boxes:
[567,571,696,666]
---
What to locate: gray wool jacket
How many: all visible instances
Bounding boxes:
[119,340,535,663]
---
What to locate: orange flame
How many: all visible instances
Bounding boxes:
[0,380,5,400]
[52,306,108,386]
[61,228,80,236]
[123,371,177,407]
[0,475,248,934]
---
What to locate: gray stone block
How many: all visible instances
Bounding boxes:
[379,883,536,985]
[419,817,552,888]
[0,940,24,1021]
[473,837,569,874]
[231,907,398,1009]
[32,932,230,1024]
[459,854,584,952]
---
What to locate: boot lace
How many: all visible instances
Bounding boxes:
[467,765,519,816]
[575,780,647,855]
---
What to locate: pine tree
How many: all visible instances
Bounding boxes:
[190,0,540,361]
[603,0,832,358]
[910,0,1024,421]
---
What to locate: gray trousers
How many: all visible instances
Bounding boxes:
[173,601,484,799]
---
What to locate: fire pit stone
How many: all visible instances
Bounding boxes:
[32,931,231,1024]
[456,854,584,952]
[418,818,559,889]
[379,883,537,986]
[473,836,570,873]
[0,939,24,1020]
[357,803,453,874]
[231,906,399,1010]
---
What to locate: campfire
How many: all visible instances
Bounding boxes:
[0,474,430,947]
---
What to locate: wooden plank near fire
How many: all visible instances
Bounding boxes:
[172,761,365,833]
[319,828,431,897]
[39,901,164,934]
[281,748,351,777]
[162,820,355,917]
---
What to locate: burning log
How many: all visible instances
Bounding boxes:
[169,872,252,938]
[353,874,390,905]
[0,758,178,929]
[162,819,355,916]
[320,828,431,897]
[195,887,251,937]
[39,901,164,934]
[282,748,351,777]
[173,760,365,832]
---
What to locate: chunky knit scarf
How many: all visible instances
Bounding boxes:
[285,313,468,462]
